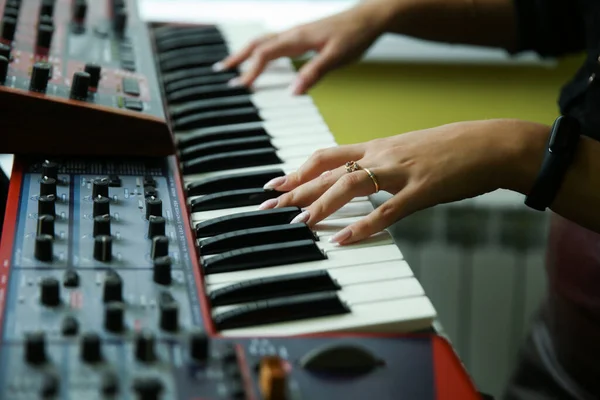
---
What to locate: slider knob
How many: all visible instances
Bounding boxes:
[153,256,171,285]
[81,332,102,363]
[189,330,209,362]
[29,62,52,92]
[148,216,165,238]
[38,194,56,216]
[34,234,53,262]
[93,214,111,237]
[135,330,156,362]
[104,302,125,332]
[93,196,110,217]
[1,17,17,41]
[36,23,54,48]
[0,56,8,85]
[40,277,60,306]
[40,176,57,196]
[42,160,58,179]
[92,178,109,197]
[84,63,101,88]
[70,71,90,100]
[37,214,55,237]
[94,235,112,262]
[25,331,47,365]
[0,43,10,60]
[151,235,168,259]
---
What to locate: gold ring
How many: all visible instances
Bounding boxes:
[345,161,360,173]
[363,167,380,193]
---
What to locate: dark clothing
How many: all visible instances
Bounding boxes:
[504,1,600,399]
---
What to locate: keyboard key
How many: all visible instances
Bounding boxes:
[195,206,301,237]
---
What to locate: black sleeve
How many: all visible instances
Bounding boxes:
[512,0,586,57]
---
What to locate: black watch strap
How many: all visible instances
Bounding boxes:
[524,115,581,211]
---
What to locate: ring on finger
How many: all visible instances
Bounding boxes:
[345,161,380,193]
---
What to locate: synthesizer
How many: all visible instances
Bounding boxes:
[0,0,173,156]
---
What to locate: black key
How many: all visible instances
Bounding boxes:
[190,188,282,212]
[161,66,238,86]
[167,83,249,105]
[174,107,262,131]
[182,148,282,174]
[179,136,273,161]
[213,292,349,330]
[176,122,269,147]
[199,223,317,255]
[160,52,228,73]
[195,206,301,237]
[210,270,340,306]
[165,73,237,96]
[159,45,229,63]
[153,25,221,42]
[203,239,326,274]
[156,32,226,52]
[187,168,285,196]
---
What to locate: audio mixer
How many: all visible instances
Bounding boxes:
[0,0,173,156]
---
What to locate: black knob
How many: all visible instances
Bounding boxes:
[40,277,60,306]
[93,214,111,237]
[145,197,162,219]
[0,56,8,85]
[148,216,165,238]
[103,273,122,302]
[93,196,110,217]
[159,301,178,331]
[94,235,112,262]
[34,234,53,262]
[29,62,52,92]
[38,194,56,216]
[135,330,156,362]
[104,302,124,332]
[61,316,79,336]
[40,0,55,16]
[70,71,90,99]
[40,372,59,398]
[101,371,119,396]
[92,178,109,197]
[37,214,55,237]
[42,160,58,179]
[113,8,127,35]
[73,0,87,20]
[0,43,10,59]
[1,17,16,42]
[25,331,47,364]
[84,63,101,88]
[190,330,209,361]
[151,235,168,259]
[40,177,56,196]
[133,377,163,400]
[63,270,79,287]
[153,256,171,285]
[36,24,54,48]
[81,332,102,363]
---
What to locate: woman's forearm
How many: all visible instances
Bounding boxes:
[362,0,518,51]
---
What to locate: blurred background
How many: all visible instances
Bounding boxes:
[0,1,585,397]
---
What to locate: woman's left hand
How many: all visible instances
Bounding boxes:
[258,119,548,244]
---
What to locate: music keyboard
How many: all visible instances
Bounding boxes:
[149,22,438,336]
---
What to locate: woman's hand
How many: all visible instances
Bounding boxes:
[214,1,392,94]
[259,119,548,244]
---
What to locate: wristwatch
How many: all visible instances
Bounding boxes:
[524,115,581,211]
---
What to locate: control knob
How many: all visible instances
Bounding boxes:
[40,277,60,306]
[0,43,10,59]
[92,177,109,197]
[40,176,57,196]
[73,0,87,20]
[34,234,53,262]
[42,160,58,179]
[135,330,156,362]
[151,235,168,259]
[70,71,90,99]
[0,17,16,41]
[159,300,178,332]
[145,197,162,219]
[38,194,56,216]
[94,235,112,262]
[153,256,171,285]
[148,215,165,238]
[81,332,102,363]
[113,8,127,36]
[36,23,54,48]
[93,196,110,217]
[104,302,125,332]
[189,330,209,361]
[37,214,55,237]
[93,214,111,237]
[0,56,8,85]
[103,272,122,302]
[29,62,52,92]
[133,377,163,400]
[40,0,55,16]
[25,331,47,365]
[84,63,101,88]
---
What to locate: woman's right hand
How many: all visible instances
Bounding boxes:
[214,1,391,95]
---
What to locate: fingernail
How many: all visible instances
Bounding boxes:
[212,61,225,72]
[288,77,302,95]
[258,198,278,210]
[329,228,352,244]
[228,77,243,87]
[290,210,310,224]
[263,176,286,189]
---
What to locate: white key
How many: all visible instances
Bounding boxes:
[183,160,305,184]
[250,93,315,108]
[204,244,405,285]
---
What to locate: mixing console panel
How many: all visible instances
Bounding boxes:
[0,0,173,156]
